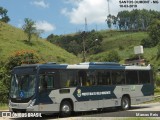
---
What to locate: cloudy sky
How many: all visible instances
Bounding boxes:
[1,0,160,38]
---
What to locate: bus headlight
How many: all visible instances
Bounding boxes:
[28,99,36,108]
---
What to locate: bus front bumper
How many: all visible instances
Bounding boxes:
[9,99,38,112]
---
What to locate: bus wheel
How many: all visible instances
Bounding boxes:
[60,101,72,117]
[121,96,130,110]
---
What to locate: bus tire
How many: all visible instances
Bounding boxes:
[121,96,130,110]
[60,101,72,117]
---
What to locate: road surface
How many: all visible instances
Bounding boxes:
[1,102,160,120]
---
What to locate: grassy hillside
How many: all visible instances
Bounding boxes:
[1,21,158,68]
[101,31,147,51]
[89,30,160,69]
[0,21,80,64]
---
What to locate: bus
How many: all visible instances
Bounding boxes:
[9,62,154,116]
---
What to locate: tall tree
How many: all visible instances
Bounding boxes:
[0,6,10,23]
[22,18,36,42]
[117,9,160,31]
[117,10,130,30]
[106,14,112,29]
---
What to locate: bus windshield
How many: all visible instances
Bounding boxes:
[10,74,36,99]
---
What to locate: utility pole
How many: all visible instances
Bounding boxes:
[82,17,88,62]
[85,17,88,32]
[106,0,112,30]
[82,31,86,62]
[107,0,110,15]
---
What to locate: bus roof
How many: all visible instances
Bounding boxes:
[14,62,151,70]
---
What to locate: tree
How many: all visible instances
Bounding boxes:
[141,38,153,48]
[117,10,130,30]
[22,18,36,42]
[106,14,113,29]
[0,65,10,103]
[157,44,160,60]
[116,9,160,31]
[148,19,160,46]
[47,30,103,57]
[0,6,10,23]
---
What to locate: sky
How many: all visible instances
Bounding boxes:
[0,0,160,38]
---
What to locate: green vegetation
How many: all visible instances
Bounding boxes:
[141,19,160,47]
[22,18,37,43]
[155,87,160,95]
[47,30,103,57]
[0,21,79,64]
[89,31,149,62]
[0,21,80,104]
[0,103,8,110]
[0,6,10,23]
[107,9,160,31]
[101,31,147,51]
[1,8,160,107]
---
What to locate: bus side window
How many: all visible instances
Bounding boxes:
[78,70,88,86]
[95,71,111,86]
[139,71,150,84]
[47,75,54,89]
[60,70,77,88]
[111,72,117,85]
[126,71,138,84]
[97,72,102,85]
[112,71,125,85]
[106,72,111,85]
[86,71,97,86]
[39,75,47,92]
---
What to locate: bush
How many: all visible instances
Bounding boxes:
[89,46,102,54]
[119,45,124,50]
[157,44,160,60]
[0,80,8,103]
[89,50,120,62]
[155,74,160,87]
[0,65,9,103]
[107,50,120,62]
[6,50,40,70]
[141,38,155,48]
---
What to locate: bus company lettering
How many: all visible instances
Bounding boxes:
[77,89,111,97]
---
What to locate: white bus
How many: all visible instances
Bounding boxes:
[9,62,154,116]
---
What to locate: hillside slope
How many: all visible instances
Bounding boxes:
[0,22,80,64]
[89,30,159,68]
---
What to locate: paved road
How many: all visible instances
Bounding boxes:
[50,102,160,120]
[1,102,160,120]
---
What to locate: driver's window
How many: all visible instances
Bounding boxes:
[39,75,47,92]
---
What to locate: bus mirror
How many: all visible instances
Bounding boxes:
[39,86,47,93]
[39,86,43,93]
